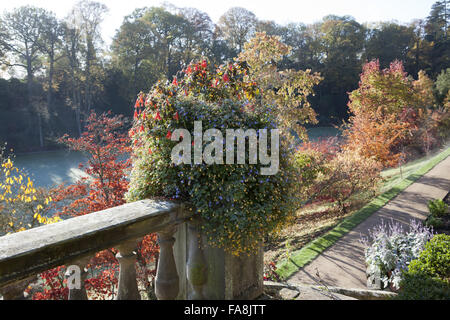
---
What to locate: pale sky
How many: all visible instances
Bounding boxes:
[0,0,438,46]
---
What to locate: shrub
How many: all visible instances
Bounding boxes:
[0,155,59,235]
[407,234,450,280]
[362,219,434,290]
[396,234,450,300]
[293,142,381,211]
[425,215,444,228]
[292,147,327,203]
[126,59,300,256]
[395,272,450,300]
[427,199,449,217]
[320,149,381,212]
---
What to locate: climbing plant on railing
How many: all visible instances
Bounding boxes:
[126,33,321,255]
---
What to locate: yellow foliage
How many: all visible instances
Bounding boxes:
[0,156,60,235]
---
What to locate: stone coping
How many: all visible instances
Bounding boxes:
[0,200,188,287]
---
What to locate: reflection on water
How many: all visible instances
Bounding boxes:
[14,150,89,188]
[307,126,341,141]
[13,127,340,188]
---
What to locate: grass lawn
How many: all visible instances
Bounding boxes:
[264,143,450,280]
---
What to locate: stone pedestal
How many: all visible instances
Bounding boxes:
[174,222,263,300]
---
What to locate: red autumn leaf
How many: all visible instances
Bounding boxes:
[154,112,161,120]
[172,77,178,86]
[222,73,230,82]
[202,60,207,68]
[166,130,172,139]
[173,112,179,121]
[37,112,159,300]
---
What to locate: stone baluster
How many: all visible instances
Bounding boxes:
[186,220,207,300]
[65,256,90,300]
[115,239,141,300]
[155,226,179,300]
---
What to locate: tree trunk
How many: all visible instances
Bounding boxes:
[37,112,44,149]
[47,56,54,112]
[27,60,44,149]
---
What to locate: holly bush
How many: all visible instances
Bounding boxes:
[125,59,299,255]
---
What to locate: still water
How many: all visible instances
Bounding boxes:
[14,150,89,187]
[14,127,340,188]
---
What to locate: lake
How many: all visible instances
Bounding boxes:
[14,127,341,188]
[14,150,89,188]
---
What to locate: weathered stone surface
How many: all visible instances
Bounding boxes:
[186,220,207,300]
[263,281,396,300]
[0,275,36,300]
[295,287,357,300]
[65,256,90,300]
[155,227,180,300]
[279,288,299,300]
[175,223,264,300]
[0,200,188,288]
[115,239,141,300]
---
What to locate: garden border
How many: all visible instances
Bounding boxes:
[275,146,450,280]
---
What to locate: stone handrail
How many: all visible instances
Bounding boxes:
[0,199,198,300]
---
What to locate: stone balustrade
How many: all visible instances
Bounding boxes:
[0,199,263,300]
[0,200,193,300]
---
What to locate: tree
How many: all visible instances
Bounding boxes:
[424,1,450,76]
[0,6,47,148]
[238,32,323,142]
[59,0,108,137]
[37,10,64,114]
[69,0,108,113]
[406,19,434,76]
[59,20,84,137]
[143,7,190,79]
[425,0,449,42]
[343,60,414,166]
[178,7,214,63]
[55,112,131,215]
[317,15,366,121]
[435,68,450,103]
[111,8,157,103]
[217,7,257,54]
[34,112,159,299]
[344,60,446,165]
[365,22,415,69]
